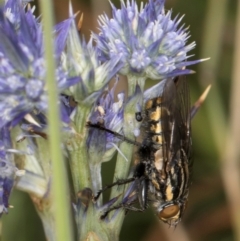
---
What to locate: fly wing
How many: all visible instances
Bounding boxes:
[161,78,176,163]
[161,76,191,166]
[175,76,191,157]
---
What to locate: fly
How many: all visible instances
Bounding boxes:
[139,76,192,225]
[88,76,210,226]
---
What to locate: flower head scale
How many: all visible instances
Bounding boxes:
[0,1,80,128]
[4,0,32,28]
[55,12,123,105]
[0,150,16,216]
[0,127,20,216]
[95,0,201,80]
[87,78,125,164]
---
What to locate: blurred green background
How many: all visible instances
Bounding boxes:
[1,0,239,241]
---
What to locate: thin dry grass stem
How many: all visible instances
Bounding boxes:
[199,0,228,153]
[199,0,228,86]
[221,1,240,240]
[199,0,240,239]
[160,223,191,241]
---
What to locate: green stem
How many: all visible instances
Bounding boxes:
[78,203,119,241]
[39,1,73,241]
[68,105,92,194]
[31,196,56,241]
[109,74,146,231]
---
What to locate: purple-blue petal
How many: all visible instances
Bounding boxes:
[55,17,74,58]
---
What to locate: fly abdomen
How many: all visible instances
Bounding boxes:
[145,97,162,110]
[149,122,161,134]
[161,152,189,203]
[144,97,165,150]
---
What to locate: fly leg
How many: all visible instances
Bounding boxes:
[93,177,136,201]
[86,122,141,146]
[100,201,146,220]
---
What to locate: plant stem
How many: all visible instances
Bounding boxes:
[68,104,92,195]
[221,0,240,239]
[199,0,240,240]
[39,0,74,240]
[109,74,145,232]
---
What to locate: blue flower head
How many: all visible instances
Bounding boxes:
[55,11,123,105]
[0,0,79,128]
[95,0,202,80]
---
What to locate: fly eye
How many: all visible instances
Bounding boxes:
[158,204,180,220]
[135,112,143,122]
